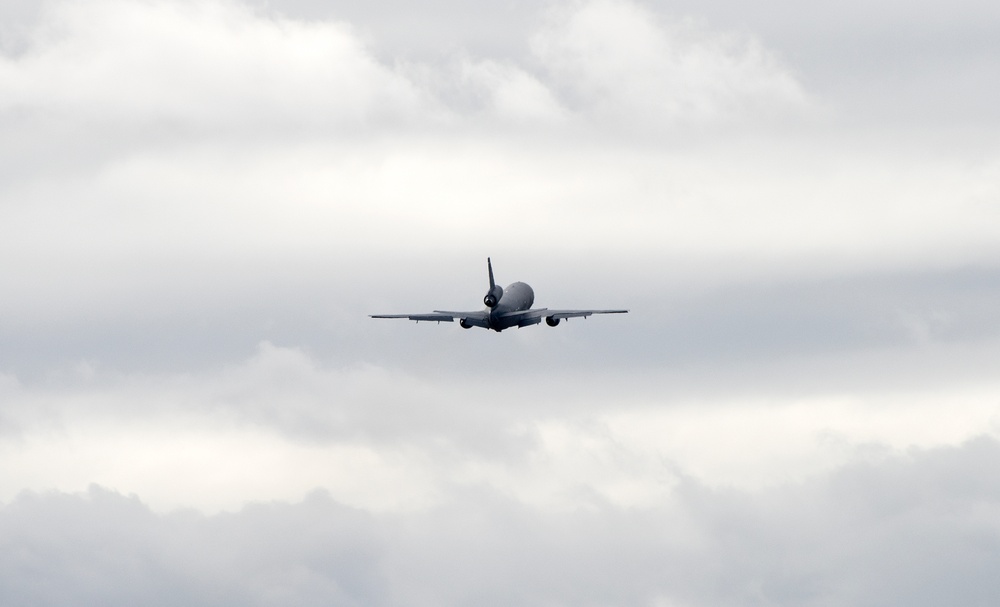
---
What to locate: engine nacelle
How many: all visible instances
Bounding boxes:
[484,284,503,308]
[460,318,474,329]
[545,316,560,327]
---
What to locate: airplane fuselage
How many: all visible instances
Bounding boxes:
[488,281,535,331]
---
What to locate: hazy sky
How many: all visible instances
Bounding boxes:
[2,0,999,605]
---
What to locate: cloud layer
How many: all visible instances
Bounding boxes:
[4,437,1000,606]
[2,0,1000,605]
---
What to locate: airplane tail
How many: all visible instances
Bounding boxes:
[483,257,503,308]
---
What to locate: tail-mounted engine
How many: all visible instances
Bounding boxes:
[484,284,503,308]
[483,257,502,308]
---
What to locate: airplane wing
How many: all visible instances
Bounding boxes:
[544,309,629,320]
[369,310,490,328]
[488,307,628,328]
[370,308,627,329]
[503,308,629,321]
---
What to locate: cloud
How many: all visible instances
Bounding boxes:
[0,486,386,606]
[0,0,425,130]
[3,340,1000,514]
[531,0,810,128]
[1,2,999,605]
[0,0,813,138]
[3,0,995,290]
[400,56,568,123]
[0,0,1000,400]
[4,438,1000,606]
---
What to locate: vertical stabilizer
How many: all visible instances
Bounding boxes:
[483,257,503,308]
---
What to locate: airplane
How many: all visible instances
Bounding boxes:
[370,258,628,332]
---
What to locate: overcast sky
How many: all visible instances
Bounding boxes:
[2,0,999,605]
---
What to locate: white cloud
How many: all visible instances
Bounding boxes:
[1,3,999,602]
[0,0,813,134]
[420,56,569,122]
[4,438,1000,606]
[3,342,1000,514]
[3,0,995,286]
[0,0,425,129]
[531,0,811,127]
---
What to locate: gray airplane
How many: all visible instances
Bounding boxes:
[371,258,628,332]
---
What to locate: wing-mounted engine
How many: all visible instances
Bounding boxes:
[545,316,560,327]
[483,257,503,307]
[460,318,474,329]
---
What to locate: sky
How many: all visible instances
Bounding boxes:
[1,0,999,604]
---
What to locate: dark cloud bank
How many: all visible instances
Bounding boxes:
[3,437,1000,607]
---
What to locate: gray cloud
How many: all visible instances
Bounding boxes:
[0,487,386,606]
[3,438,1000,606]
[248,0,1000,128]
[622,0,1000,127]
[1,1,999,603]
[4,259,998,398]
